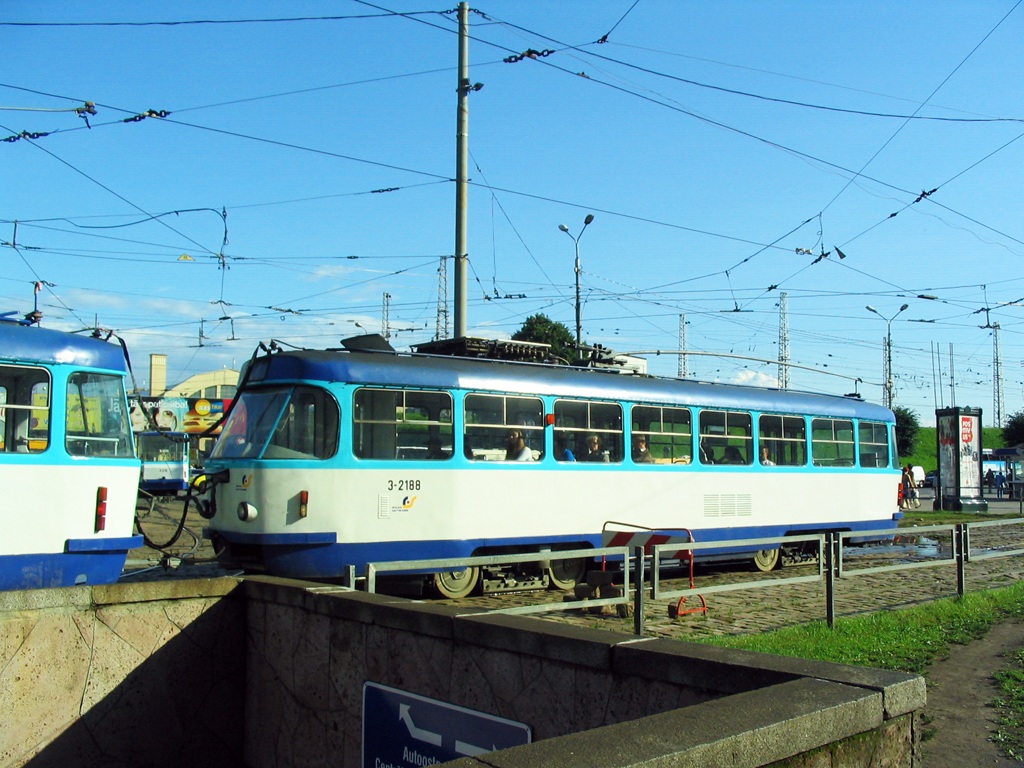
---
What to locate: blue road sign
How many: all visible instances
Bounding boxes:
[362,682,531,767]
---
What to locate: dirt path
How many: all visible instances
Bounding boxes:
[921,620,1022,767]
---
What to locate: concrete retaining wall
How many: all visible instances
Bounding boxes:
[0,578,245,768]
[1,576,925,767]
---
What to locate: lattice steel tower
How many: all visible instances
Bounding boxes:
[778,292,790,389]
[435,255,450,341]
[677,314,688,378]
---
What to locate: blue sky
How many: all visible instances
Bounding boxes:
[3,1,1023,426]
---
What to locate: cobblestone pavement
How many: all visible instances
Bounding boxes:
[124,493,1024,640]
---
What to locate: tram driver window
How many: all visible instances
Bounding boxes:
[64,372,134,458]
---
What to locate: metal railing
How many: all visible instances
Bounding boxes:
[353,518,1024,634]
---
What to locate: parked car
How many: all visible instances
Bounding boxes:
[910,465,925,487]
[924,471,938,488]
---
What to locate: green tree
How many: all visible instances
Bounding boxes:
[1002,409,1024,447]
[512,314,575,361]
[893,405,920,459]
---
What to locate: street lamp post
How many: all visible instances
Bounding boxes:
[558,213,594,356]
[866,303,909,408]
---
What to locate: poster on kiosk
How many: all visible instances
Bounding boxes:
[934,406,987,512]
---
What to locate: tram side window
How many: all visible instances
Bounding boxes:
[65,372,134,458]
[699,410,752,465]
[554,399,623,463]
[0,365,50,453]
[811,418,855,467]
[464,394,544,461]
[632,405,692,464]
[858,420,890,468]
[263,387,339,460]
[353,388,453,461]
[758,414,807,466]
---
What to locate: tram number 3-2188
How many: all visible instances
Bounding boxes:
[386,479,422,492]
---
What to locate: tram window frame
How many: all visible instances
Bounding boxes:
[758,414,807,467]
[631,404,692,464]
[553,399,623,463]
[464,393,544,461]
[353,387,453,461]
[699,409,752,465]
[262,386,340,460]
[64,372,134,458]
[811,418,855,467]
[0,364,51,453]
[858,420,890,468]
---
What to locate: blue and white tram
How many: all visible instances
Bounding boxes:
[198,342,903,597]
[0,319,142,590]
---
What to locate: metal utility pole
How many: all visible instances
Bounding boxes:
[382,292,391,340]
[866,303,908,408]
[677,314,688,378]
[453,2,471,339]
[993,323,1004,427]
[778,292,790,389]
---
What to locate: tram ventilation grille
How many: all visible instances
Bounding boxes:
[703,494,753,518]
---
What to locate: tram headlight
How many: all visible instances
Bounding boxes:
[237,501,258,522]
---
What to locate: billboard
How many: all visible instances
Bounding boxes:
[130,396,232,435]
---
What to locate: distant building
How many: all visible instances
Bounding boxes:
[147,353,238,399]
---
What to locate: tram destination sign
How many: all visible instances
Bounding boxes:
[362,682,531,768]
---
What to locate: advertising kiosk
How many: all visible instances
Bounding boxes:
[934,406,988,512]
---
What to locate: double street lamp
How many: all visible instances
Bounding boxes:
[866,303,909,408]
[558,213,595,356]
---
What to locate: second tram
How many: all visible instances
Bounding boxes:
[0,317,142,590]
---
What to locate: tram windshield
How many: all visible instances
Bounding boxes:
[211,385,338,460]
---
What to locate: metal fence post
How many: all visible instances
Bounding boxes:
[633,545,645,636]
[367,564,377,594]
[825,532,837,627]
[955,523,968,597]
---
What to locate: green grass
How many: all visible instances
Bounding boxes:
[692,582,1024,758]
[993,647,1024,760]
[902,426,1005,474]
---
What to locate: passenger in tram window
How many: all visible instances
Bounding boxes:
[760,446,775,466]
[505,430,533,461]
[582,434,608,462]
[723,445,745,465]
[632,435,654,463]
[426,437,448,460]
[463,433,477,460]
[556,433,576,462]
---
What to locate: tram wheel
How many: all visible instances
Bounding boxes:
[430,567,480,599]
[547,557,587,591]
[752,548,781,572]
